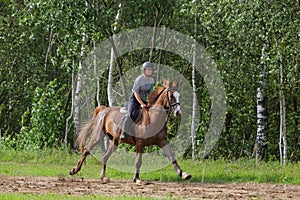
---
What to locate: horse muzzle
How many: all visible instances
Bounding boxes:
[173,106,182,117]
[175,111,181,117]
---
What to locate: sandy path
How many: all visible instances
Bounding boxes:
[0,176,299,199]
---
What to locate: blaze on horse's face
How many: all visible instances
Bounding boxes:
[172,90,182,117]
[165,89,182,117]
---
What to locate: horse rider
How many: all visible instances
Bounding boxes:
[120,61,154,140]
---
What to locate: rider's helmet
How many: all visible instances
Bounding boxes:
[142,61,154,71]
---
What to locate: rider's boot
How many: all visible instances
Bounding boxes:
[120,116,131,140]
[120,116,135,140]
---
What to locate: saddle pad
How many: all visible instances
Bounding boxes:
[120,107,128,114]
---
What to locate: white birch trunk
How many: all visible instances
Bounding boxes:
[274,36,287,165]
[191,52,197,159]
[73,58,83,147]
[73,0,88,147]
[149,22,157,62]
[156,27,167,82]
[255,44,268,163]
[108,47,116,107]
[94,40,100,106]
[190,12,197,159]
[279,89,287,165]
[107,2,122,106]
[278,47,287,165]
[64,62,75,146]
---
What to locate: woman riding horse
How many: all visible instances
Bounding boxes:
[121,61,155,140]
[70,75,191,183]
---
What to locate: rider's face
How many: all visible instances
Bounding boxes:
[144,68,153,76]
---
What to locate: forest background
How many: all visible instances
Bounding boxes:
[0,0,299,163]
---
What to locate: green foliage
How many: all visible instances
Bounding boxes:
[18,79,67,149]
[0,0,299,161]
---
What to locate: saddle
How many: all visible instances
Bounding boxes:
[113,107,143,126]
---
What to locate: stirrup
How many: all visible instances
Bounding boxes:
[120,133,126,139]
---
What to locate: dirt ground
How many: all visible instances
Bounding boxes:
[0,175,299,199]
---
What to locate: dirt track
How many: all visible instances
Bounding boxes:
[0,175,299,199]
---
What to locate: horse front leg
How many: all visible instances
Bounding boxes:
[161,142,192,180]
[133,152,142,183]
[133,140,143,183]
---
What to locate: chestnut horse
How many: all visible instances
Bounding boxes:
[70,81,191,183]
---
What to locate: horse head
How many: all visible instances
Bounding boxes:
[162,88,182,117]
[162,79,182,117]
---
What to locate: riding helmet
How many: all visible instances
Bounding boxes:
[142,61,154,70]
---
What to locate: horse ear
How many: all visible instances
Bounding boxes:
[171,81,177,89]
[171,80,182,90]
[179,79,183,87]
[162,78,171,88]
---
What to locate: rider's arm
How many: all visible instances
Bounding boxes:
[133,91,147,108]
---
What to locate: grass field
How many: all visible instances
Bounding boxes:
[0,149,299,199]
[0,148,299,184]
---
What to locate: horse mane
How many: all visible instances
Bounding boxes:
[148,84,165,107]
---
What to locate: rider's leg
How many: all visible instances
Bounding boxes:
[120,115,132,139]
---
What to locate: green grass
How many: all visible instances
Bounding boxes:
[0,149,299,185]
[0,149,299,199]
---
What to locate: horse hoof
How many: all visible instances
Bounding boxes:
[69,168,76,176]
[100,177,110,184]
[182,172,192,180]
[133,177,142,184]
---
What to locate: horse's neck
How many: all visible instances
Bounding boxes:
[141,88,167,124]
[146,95,167,121]
[150,93,165,109]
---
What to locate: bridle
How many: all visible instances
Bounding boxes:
[148,88,180,113]
[145,88,181,125]
[164,88,180,111]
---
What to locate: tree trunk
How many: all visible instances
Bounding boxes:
[274,35,287,165]
[108,2,123,106]
[64,62,75,146]
[278,46,287,165]
[191,12,197,159]
[94,40,100,106]
[73,58,83,148]
[255,44,268,163]
[279,89,287,165]
[149,18,157,62]
[73,0,88,148]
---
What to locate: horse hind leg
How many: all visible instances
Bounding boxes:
[70,130,105,176]
[100,140,117,183]
[69,148,89,175]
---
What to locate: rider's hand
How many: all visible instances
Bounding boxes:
[141,104,147,108]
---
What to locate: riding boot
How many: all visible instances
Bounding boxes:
[120,116,133,139]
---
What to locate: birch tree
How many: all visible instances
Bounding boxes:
[73,1,88,147]
[73,44,84,146]
[108,2,122,107]
[274,35,287,165]
[255,44,268,162]
[190,9,198,159]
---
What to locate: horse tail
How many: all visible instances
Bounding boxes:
[76,118,94,153]
[76,106,107,153]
